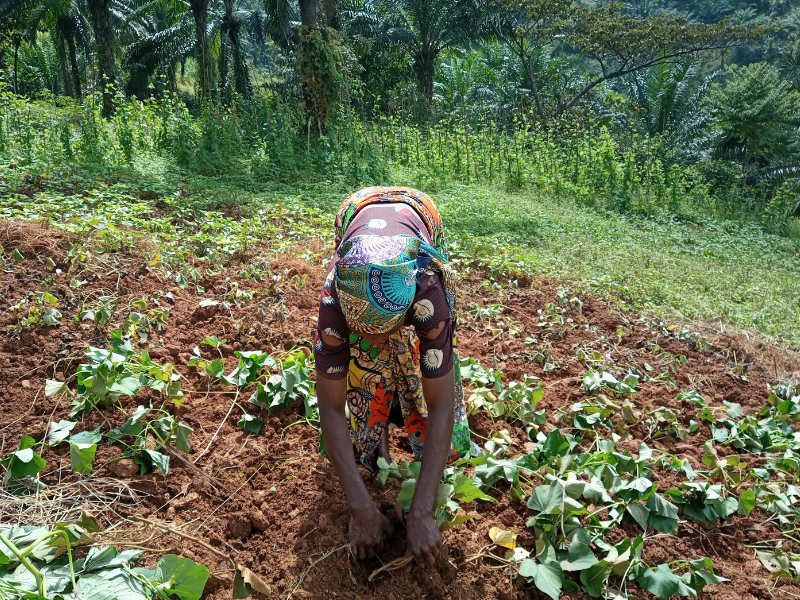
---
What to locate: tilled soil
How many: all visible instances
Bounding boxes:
[1,221,799,600]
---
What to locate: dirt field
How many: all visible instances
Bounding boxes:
[1,220,799,600]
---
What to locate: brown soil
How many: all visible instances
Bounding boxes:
[1,232,798,600]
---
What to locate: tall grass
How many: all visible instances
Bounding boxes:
[366,116,798,232]
[0,83,796,234]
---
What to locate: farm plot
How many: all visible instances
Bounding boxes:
[0,218,799,600]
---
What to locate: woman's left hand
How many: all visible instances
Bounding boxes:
[406,510,443,566]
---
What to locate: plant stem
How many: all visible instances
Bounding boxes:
[20,531,78,592]
[0,533,47,597]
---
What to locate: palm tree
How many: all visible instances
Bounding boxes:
[1,0,89,97]
[342,0,478,106]
[706,62,800,187]
[187,0,216,99]
[85,0,117,113]
[120,0,196,97]
[219,0,252,101]
[624,58,708,151]
[32,0,89,98]
[434,43,526,123]
[624,0,663,19]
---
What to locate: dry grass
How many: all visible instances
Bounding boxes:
[0,478,144,528]
[688,317,800,381]
[0,219,75,257]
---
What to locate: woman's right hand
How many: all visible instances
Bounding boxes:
[349,506,394,559]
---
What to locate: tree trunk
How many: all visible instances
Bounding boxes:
[522,56,544,120]
[230,27,252,99]
[13,39,20,95]
[298,0,318,29]
[66,31,82,98]
[219,29,230,104]
[56,24,75,97]
[413,47,437,106]
[220,0,251,102]
[323,0,340,30]
[189,0,215,100]
[86,0,116,116]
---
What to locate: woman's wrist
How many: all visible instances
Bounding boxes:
[407,503,433,519]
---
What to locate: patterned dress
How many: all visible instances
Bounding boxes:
[315,187,471,471]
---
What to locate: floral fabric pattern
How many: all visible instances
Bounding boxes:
[346,326,471,471]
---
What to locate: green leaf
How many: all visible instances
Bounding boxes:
[11,249,24,260]
[134,449,170,475]
[519,558,537,577]
[560,542,599,571]
[738,489,756,515]
[176,422,193,453]
[646,493,680,519]
[527,480,566,514]
[396,478,418,503]
[45,380,69,397]
[723,401,744,418]
[626,503,650,529]
[580,562,611,597]
[73,571,149,600]
[518,560,564,600]
[43,308,62,325]
[48,420,76,445]
[153,554,210,600]
[108,376,142,396]
[638,442,653,460]
[233,569,252,598]
[69,441,98,475]
[83,546,143,571]
[233,565,271,598]
[452,475,493,502]
[711,496,739,519]
[435,483,455,509]
[637,563,694,599]
[539,429,570,459]
[201,336,225,348]
[70,427,103,446]
[2,437,46,481]
[238,414,263,434]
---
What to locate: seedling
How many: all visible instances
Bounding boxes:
[1,436,46,494]
[377,457,492,527]
[583,371,638,395]
[701,441,748,487]
[80,295,115,328]
[45,329,184,418]
[107,405,193,475]
[11,291,62,327]
[469,302,503,319]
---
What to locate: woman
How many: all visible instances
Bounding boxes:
[315,186,471,566]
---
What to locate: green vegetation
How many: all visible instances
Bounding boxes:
[0,513,212,599]
[369,353,800,600]
[1,0,800,596]
[0,90,797,345]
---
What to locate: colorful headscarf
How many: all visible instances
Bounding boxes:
[335,234,445,334]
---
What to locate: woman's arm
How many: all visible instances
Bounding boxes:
[317,373,393,559]
[406,368,455,565]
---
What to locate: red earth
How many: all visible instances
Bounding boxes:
[1,220,799,600]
